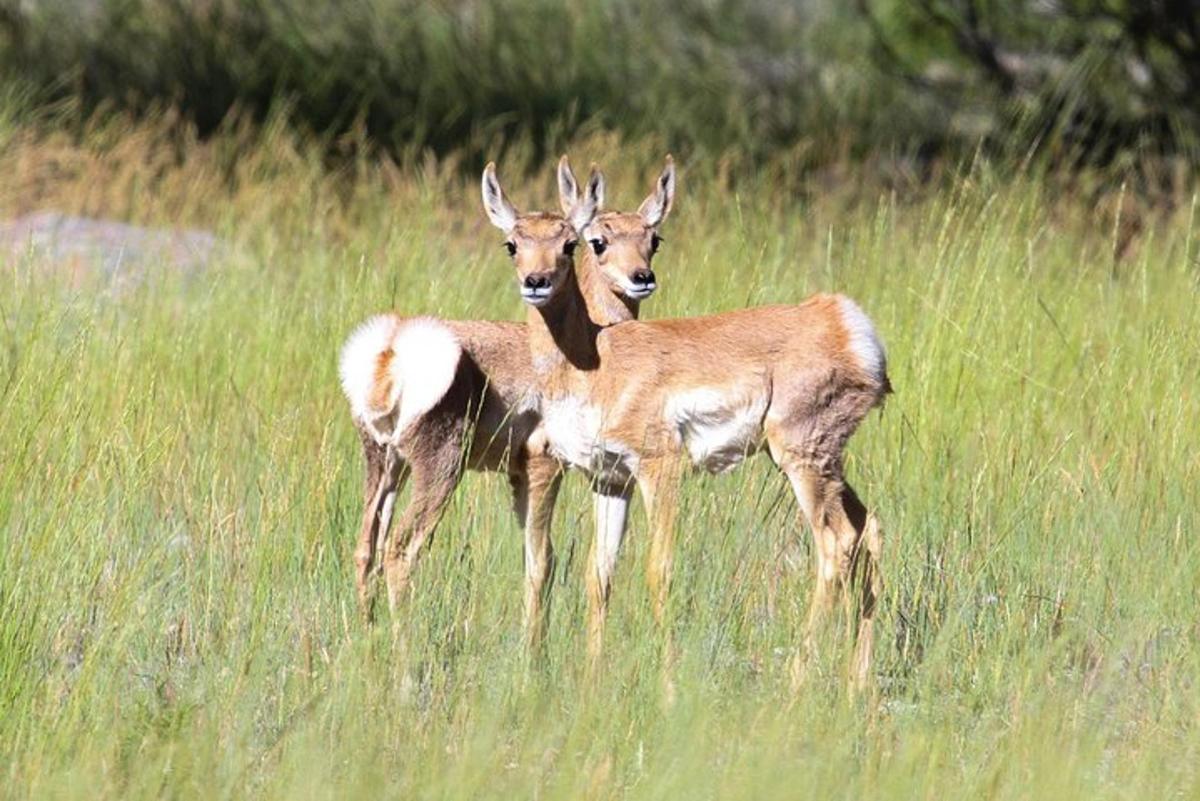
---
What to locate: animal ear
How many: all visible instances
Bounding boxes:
[568,164,604,233]
[638,154,675,228]
[557,155,579,216]
[482,162,518,232]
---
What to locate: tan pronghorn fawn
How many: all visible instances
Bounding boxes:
[482,163,887,684]
[339,156,676,648]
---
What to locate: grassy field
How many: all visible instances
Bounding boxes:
[1,128,1198,799]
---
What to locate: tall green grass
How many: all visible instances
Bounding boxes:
[1,127,1197,799]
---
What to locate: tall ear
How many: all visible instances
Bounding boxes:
[557,155,579,216]
[568,164,604,233]
[638,154,676,228]
[482,162,518,232]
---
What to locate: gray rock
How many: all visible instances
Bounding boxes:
[0,211,219,285]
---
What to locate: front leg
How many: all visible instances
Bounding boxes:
[586,482,632,662]
[514,452,564,652]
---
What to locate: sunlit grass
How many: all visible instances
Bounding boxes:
[0,126,1197,799]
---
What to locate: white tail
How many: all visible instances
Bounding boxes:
[339,315,462,445]
[835,295,888,385]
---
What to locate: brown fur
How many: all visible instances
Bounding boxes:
[350,158,677,647]
[486,164,887,685]
[368,348,394,413]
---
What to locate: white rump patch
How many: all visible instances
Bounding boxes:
[664,387,767,473]
[338,315,462,445]
[339,314,400,422]
[836,296,887,383]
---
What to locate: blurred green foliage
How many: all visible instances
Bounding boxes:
[0,0,894,164]
[1,0,1197,171]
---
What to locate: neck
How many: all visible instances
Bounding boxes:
[576,250,639,325]
[525,253,640,381]
[527,267,600,372]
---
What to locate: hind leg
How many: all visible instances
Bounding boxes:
[353,425,385,605]
[383,443,462,612]
[817,479,882,683]
[354,426,409,619]
[849,496,882,686]
[778,457,883,686]
[638,457,684,703]
[639,457,684,627]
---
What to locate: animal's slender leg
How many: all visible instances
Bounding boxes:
[586,482,632,661]
[782,466,838,636]
[846,489,883,687]
[383,451,461,612]
[353,426,385,608]
[373,462,409,579]
[824,480,882,687]
[637,457,683,703]
[516,452,564,653]
[782,462,883,686]
[354,427,407,619]
[639,458,683,626]
[359,425,387,505]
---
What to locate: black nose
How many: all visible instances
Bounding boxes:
[632,269,656,286]
[523,274,551,290]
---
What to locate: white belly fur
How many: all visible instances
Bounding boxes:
[665,387,767,473]
[542,396,638,484]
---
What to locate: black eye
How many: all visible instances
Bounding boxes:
[504,241,517,257]
[563,240,577,257]
[650,234,662,254]
[590,239,607,256]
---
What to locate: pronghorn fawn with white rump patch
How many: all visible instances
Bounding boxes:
[482,162,887,683]
[339,156,676,647]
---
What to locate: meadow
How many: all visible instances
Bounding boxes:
[1,122,1197,799]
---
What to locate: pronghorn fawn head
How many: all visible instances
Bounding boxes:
[564,155,675,302]
[482,161,601,308]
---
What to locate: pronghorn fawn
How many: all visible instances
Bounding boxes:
[482,162,887,684]
[339,156,676,648]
